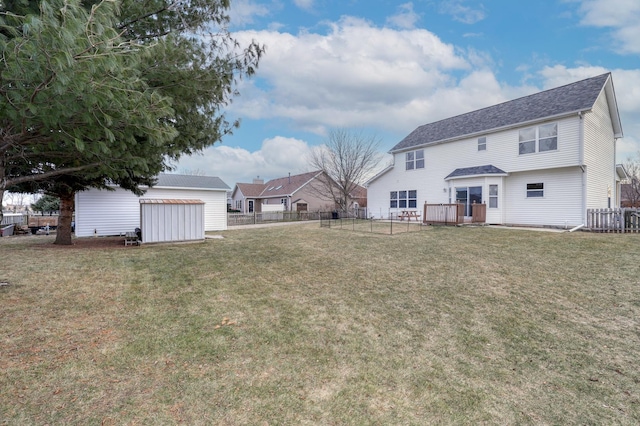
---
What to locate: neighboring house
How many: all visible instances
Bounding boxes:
[621,183,640,207]
[231,170,366,214]
[349,184,368,210]
[75,173,230,237]
[367,73,626,227]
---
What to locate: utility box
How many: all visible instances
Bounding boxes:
[139,199,205,244]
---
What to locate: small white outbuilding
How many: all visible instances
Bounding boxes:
[75,173,230,237]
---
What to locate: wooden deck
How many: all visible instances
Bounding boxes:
[423,203,486,225]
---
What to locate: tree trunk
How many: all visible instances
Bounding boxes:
[0,188,4,226]
[54,192,75,245]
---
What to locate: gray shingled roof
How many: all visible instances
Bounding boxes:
[391,73,611,152]
[234,171,322,198]
[259,171,321,197]
[445,165,507,180]
[156,173,230,190]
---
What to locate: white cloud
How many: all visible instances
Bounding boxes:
[539,64,640,160]
[174,137,313,186]
[293,0,314,12]
[576,0,640,54]
[231,17,482,135]
[386,3,421,30]
[439,0,486,24]
[228,0,271,27]
[185,15,640,183]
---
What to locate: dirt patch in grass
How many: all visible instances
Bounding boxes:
[3,234,131,249]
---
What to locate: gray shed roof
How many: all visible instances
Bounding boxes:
[445,165,507,180]
[156,173,230,190]
[391,73,614,152]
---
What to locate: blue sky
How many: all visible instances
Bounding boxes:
[174,0,640,187]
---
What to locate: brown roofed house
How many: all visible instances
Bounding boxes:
[231,171,366,214]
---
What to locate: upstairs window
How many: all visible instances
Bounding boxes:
[478,137,487,151]
[538,123,558,152]
[519,123,558,155]
[405,150,424,170]
[519,127,536,155]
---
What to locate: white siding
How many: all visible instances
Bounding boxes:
[75,187,227,237]
[368,115,586,226]
[140,201,204,243]
[583,90,617,209]
[504,168,583,227]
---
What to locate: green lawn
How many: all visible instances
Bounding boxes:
[1,225,639,424]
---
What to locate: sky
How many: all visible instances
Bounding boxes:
[173,0,640,188]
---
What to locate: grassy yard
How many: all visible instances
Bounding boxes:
[1,225,639,424]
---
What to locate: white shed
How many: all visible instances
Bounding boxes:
[75,173,230,237]
[140,199,205,244]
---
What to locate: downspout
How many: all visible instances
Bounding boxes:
[579,111,587,226]
[568,224,585,233]
[613,137,618,208]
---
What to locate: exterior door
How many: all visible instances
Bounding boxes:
[456,186,482,217]
[248,200,254,213]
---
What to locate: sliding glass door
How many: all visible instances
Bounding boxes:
[456,186,482,217]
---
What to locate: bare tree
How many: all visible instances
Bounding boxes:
[308,129,383,213]
[622,153,640,207]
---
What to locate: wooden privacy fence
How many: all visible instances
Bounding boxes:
[423,203,486,225]
[587,208,640,233]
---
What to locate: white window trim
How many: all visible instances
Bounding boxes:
[478,137,487,151]
[526,183,544,198]
[405,150,425,170]
[519,123,558,155]
[489,184,498,208]
[390,190,418,209]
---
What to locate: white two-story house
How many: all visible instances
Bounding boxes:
[367,73,626,228]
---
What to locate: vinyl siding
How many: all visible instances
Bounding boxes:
[75,187,227,237]
[504,168,583,227]
[368,115,583,222]
[583,90,617,209]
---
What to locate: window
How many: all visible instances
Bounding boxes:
[519,123,557,155]
[405,150,424,170]
[526,183,544,198]
[478,137,487,151]
[489,185,498,208]
[390,190,417,208]
[281,198,288,208]
[519,127,536,154]
[539,123,557,152]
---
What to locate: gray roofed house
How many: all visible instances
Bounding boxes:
[391,73,622,153]
[156,173,230,190]
[75,173,231,237]
[367,73,626,228]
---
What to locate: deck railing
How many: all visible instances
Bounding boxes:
[423,203,486,225]
[586,208,640,233]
